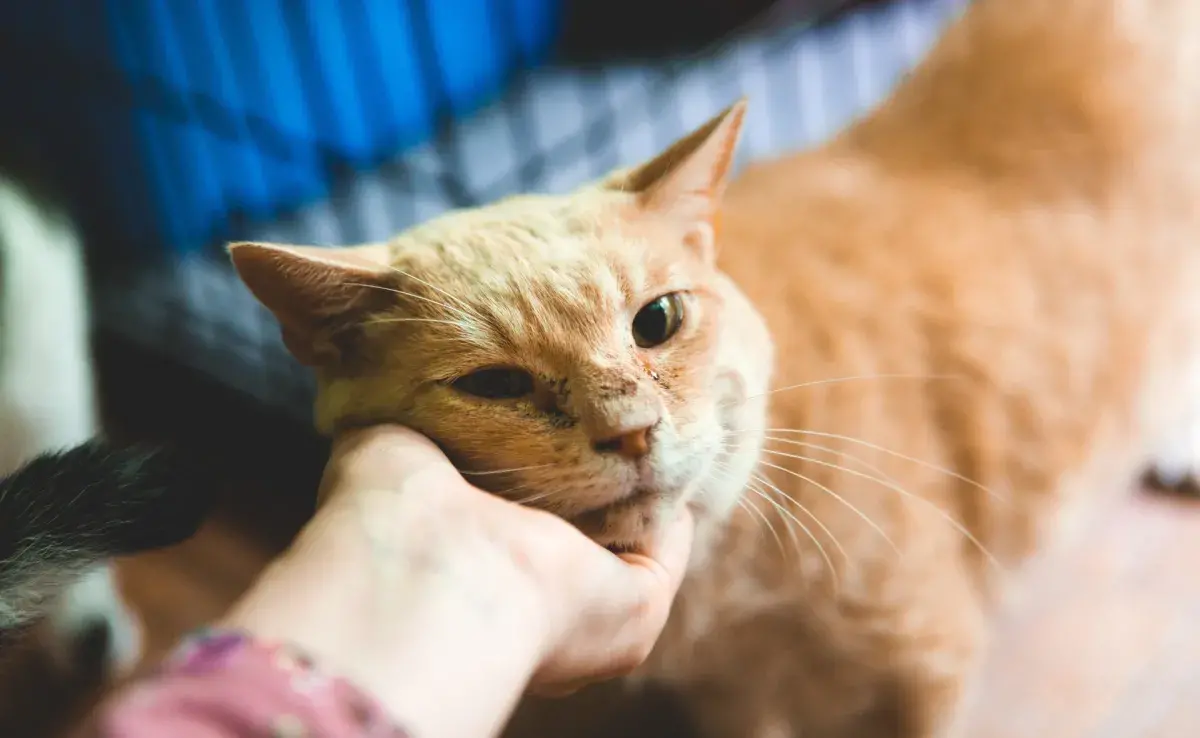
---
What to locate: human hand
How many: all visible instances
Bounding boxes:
[316,424,696,697]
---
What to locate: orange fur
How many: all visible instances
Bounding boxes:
[230,1,1200,735]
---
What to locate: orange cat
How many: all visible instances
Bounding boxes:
[230,0,1200,735]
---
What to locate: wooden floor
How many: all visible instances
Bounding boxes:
[23,484,1191,737]
[964,489,1200,738]
[2,441,1197,737]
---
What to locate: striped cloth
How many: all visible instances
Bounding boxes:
[94,0,967,422]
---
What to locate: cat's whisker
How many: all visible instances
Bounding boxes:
[709,463,784,555]
[764,436,936,523]
[765,429,1007,505]
[746,474,841,595]
[461,463,556,477]
[759,448,1002,570]
[473,477,538,497]
[361,317,467,329]
[756,460,900,557]
[764,436,902,489]
[708,443,838,576]
[721,373,962,407]
[745,478,804,563]
[735,497,776,552]
[749,471,849,567]
[706,452,785,544]
[346,282,479,325]
[491,483,534,499]
[511,487,568,507]
[381,263,489,324]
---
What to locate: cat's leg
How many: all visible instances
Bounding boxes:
[678,571,985,738]
[682,664,977,738]
[40,564,143,678]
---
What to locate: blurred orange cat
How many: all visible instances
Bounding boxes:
[230,0,1200,735]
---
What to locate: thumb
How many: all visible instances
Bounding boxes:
[532,509,697,692]
[602,508,696,658]
[616,507,696,598]
[594,509,697,677]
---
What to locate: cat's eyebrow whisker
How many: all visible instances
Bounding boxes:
[757,460,900,557]
[461,463,556,477]
[361,317,466,328]
[746,474,840,596]
[759,447,1002,571]
[346,282,479,325]
[765,429,1008,505]
[380,263,487,323]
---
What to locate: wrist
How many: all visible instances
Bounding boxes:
[224,480,553,736]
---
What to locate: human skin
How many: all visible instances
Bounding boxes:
[221,425,696,738]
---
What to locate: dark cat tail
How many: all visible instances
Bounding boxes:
[0,439,216,578]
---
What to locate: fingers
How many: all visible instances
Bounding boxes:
[616,506,696,597]
[323,427,699,698]
[595,509,698,673]
[528,507,698,693]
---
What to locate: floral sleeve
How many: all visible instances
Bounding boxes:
[76,629,410,738]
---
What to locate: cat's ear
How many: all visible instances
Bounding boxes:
[228,242,394,366]
[606,99,746,257]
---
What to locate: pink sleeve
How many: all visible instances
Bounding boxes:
[75,629,410,738]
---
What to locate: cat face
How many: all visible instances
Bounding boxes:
[231,102,774,549]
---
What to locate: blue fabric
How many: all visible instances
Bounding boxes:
[1,0,561,255]
[90,0,967,421]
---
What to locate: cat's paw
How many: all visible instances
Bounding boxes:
[40,564,143,679]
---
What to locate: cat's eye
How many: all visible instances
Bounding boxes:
[452,367,535,400]
[632,293,685,348]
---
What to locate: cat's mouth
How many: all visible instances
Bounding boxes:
[568,485,664,547]
[572,486,656,526]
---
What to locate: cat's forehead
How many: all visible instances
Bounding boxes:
[400,194,611,262]
[385,193,686,366]
[393,193,676,301]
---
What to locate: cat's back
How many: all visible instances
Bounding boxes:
[718,0,1200,374]
[709,0,1200,566]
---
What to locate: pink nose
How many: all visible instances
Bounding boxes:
[592,426,653,459]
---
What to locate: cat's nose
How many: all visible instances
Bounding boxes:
[592,424,655,460]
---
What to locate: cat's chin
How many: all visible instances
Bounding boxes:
[569,486,692,551]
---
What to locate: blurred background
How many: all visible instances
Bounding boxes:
[1,1,1196,736]
[0,0,963,555]
[0,0,958,432]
